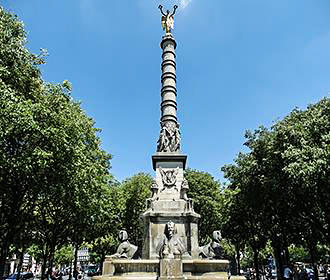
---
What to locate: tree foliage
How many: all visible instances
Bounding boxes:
[118,173,152,249]
[184,169,224,243]
[54,246,74,267]
[0,7,112,279]
[221,98,330,279]
[86,173,152,267]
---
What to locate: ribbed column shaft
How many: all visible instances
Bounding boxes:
[160,35,177,124]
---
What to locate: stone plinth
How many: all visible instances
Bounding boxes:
[159,258,184,280]
[152,153,187,171]
[143,151,201,260]
[152,153,187,200]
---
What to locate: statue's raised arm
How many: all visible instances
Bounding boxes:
[170,5,178,16]
[158,5,166,16]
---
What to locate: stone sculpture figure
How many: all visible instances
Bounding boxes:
[157,122,181,152]
[181,177,195,212]
[181,177,189,201]
[159,5,178,34]
[110,230,138,259]
[157,123,169,152]
[157,221,185,259]
[173,123,181,151]
[199,230,223,259]
[150,180,159,200]
[146,180,159,209]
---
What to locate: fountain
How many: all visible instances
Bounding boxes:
[94,5,230,280]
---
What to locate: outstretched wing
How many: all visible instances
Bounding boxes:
[162,16,166,30]
[169,16,174,30]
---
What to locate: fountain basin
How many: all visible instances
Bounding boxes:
[93,257,229,280]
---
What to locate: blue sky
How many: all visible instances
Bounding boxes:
[2,0,329,182]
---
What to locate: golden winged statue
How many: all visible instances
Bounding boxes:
[159,5,178,34]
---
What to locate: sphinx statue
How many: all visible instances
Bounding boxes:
[199,230,223,259]
[110,230,138,259]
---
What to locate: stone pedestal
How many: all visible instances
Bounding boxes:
[159,258,184,280]
[142,153,200,260]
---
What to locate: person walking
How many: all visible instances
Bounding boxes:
[284,265,293,280]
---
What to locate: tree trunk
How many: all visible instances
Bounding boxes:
[308,243,319,280]
[15,250,24,280]
[236,244,241,275]
[41,245,48,280]
[73,244,78,280]
[284,246,290,266]
[0,243,9,280]
[99,252,105,275]
[253,247,260,280]
[47,245,55,279]
[274,244,283,280]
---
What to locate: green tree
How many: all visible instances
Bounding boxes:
[288,245,309,263]
[244,99,329,278]
[88,183,122,272]
[270,98,330,278]
[219,187,244,275]
[222,97,330,279]
[29,80,111,280]
[184,169,223,244]
[222,129,279,280]
[0,7,112,279]
[77,174,151,270]
[0,7,48,278]
[54,245,74,268]
[118,173,152,251]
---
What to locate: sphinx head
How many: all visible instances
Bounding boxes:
[119,230,128,242]
[165,220,176,239]
[212,230,222,243]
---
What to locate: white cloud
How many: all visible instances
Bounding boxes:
[180,0,192,9]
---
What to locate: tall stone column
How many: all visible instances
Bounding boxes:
[156,34,181,153]
[161,34,177,125]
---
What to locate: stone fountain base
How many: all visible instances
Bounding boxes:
[92,257,229,280]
